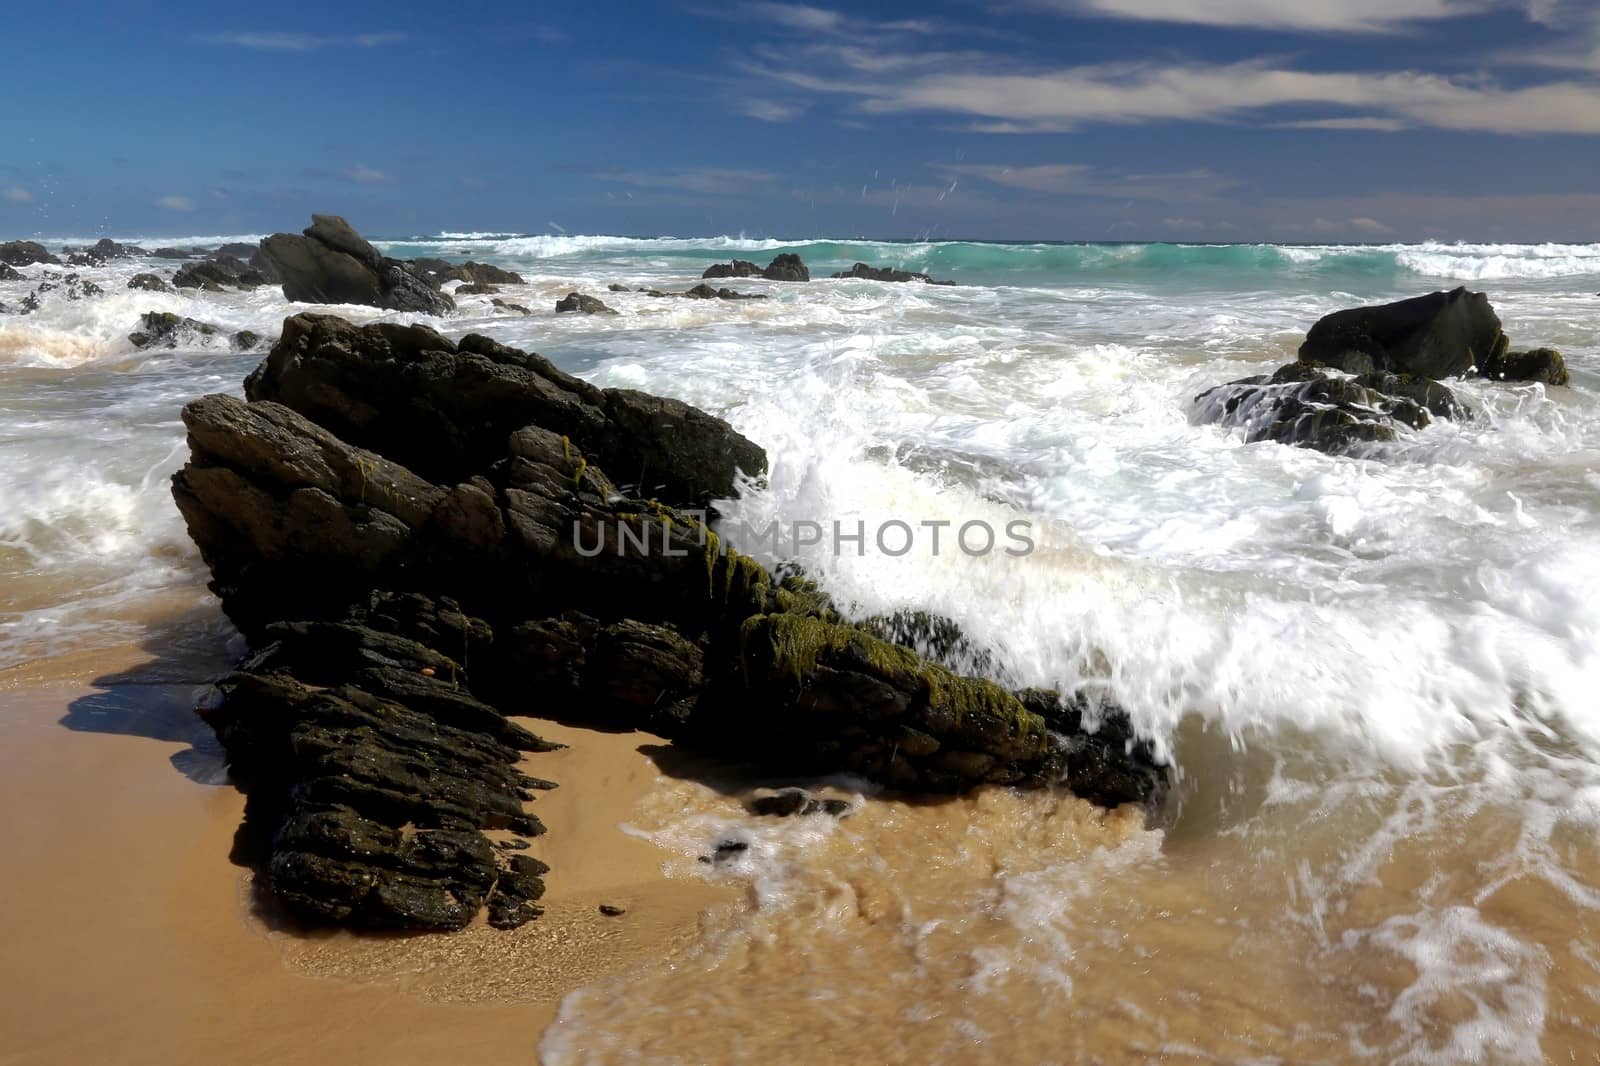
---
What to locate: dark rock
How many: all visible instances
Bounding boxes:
[682,284,766,301]
[1478,346,1569,386]
[702,259,761,279]
[713,840,749,862]
[148,247,197,260]
[174,255,268,292]
[169,313,1169,932]
[830,262,955,285]
[491,298,531,315]
[0,241,60,267]
[241,313,763,505]
[129,311,221,349]
[1194,362,1468,454]
[702,255,808,282]
[211,242,260,260]
[1299,287,1504,380]
[408,259,524,287]
[598,903,626,917]
[607,283,631,292]
[555,291,616,314]
[231,330,263,351]
[18,272,104,313]
[0,262,21,281]
[747,789,851,818]
[455,282,500,296]
[66,238,148,265]
[260,214,455,315]
[128,272,168,292]
[761,253,809,282]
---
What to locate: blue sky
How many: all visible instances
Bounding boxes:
[5,0,1600,241]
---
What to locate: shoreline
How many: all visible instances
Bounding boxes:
[0,635,731,1065]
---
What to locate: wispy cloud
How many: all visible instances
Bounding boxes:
[1,186,31,203]
[157,195,196,211]
[743,49,1600,134]
[1272,116,1412,131]
[342,165,390,185]
[1029,0,1496,34]
[943,163,1243,201]
[736,98,808,121]
[197,31,407,51]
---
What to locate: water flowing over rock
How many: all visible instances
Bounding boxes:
[258,214,455,315]
[171,313,1166,931]
[129,311,221,349]
[1194,289,1569,455]
[127,272,168,292]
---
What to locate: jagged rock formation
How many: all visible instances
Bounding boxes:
[130,311,221,349]
[171,313,1167,930]
[128,272,169,292]
[1195,289,1567,454]
[259,215,454,315]
[409,259,525,287]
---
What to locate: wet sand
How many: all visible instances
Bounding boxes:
[0,639,729,1066]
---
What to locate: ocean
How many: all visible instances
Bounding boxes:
[3,235,1597,1062]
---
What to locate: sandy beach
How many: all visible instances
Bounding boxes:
[0,625,730,1066]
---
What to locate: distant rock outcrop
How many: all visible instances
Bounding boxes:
[259,214,455,315]
[702,253,810,282]
[831,262,955,286]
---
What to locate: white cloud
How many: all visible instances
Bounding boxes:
[342,165,390,185]
[943,163,1242,201]
[747,52,1600,134]
[1273,116,1411,130]
[1,186,31,203]
[1349,216,1392,233]
[737,99,807,121]
[198,31,406,51]
[1035,0,1495,33]
[157,196,196,211]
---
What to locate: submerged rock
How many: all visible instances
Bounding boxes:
[830,262,955,285]
[174,255,269,292]
[1195,362,1468,454]
[455,281,500,296]
[259,214,455,315]
[0,240,60,267]
[129,311,221,349]
[491,298,531,315]
[555,291,616,314]
[127,272,169,292]
[1478,346,1569,386]
[171,314,1167,931]
[0,262,21,281]
[17,272,104,313]
[1298,286,1503,380]
[231,330,263,351]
